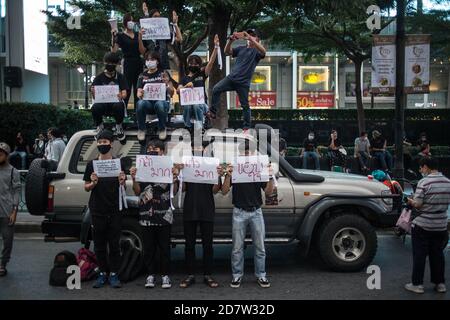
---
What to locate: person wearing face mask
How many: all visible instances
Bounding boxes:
[91,52,129,143]
[136,51,174,141]
[111,13,146,110]
[179,140,223,289]
[301,131,320,170]
[83,130,127,289]
[405,157,450,294]
[141,5,182,71]
[129,140,180,289]
[354,131,371,173]
[177,35,220,130]
[0,143,21,277]
[327,130,347,171]
[209,29,266,130]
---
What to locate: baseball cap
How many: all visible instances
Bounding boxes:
[0,142,11,155]
[246,28,259,38]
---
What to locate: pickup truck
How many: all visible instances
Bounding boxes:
[25,124,401,272]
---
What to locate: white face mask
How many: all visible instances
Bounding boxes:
[127,21,135,30]
[146,60,158,69]
[308,135,314,140]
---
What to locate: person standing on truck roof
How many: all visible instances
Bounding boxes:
[221,140,274,289]
[0,142,21,277]
[405,157,450,294]
[179,140,223,289]
[83,129,126,289]
[130,139,180,289]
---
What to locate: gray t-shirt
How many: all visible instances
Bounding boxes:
[228,46,264,87]
[0,164,21,218]
[354,137,370,155]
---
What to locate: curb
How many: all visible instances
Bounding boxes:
[15,222,41,233]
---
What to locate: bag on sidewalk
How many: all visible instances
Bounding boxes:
[396,208,412,234]
[76,248,99,281]
[49,250,77,287]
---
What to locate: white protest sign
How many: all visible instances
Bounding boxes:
[93,159,121,178]
[181,156,220,184]
[108,18,118,32]
[94,85,120,103]
[232,155,270,183]
[143,83,167,101]
[179,87,206,106]
[136,155,173,184]
[140,17,171,40]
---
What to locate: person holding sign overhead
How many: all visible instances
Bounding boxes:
[141,4,182,71]
[111,13,146,110]
[83,130,127,289]
[177,35,220,131]
[130,140,180,289]
[136,51,174,142]
[208,29,266,130]
[221,140,274,289]
[179,140,223,289]
[91,52,128,143]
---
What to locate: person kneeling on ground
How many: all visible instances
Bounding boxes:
[83,130,126,289]
[90,52,128,143]
[136,51,174,142]
[130,140,179,289]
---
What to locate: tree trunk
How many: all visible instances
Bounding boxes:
[207,6,231,130]
[353,58,366,133]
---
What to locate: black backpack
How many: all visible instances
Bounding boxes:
[49,250,78,287]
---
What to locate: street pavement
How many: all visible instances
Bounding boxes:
[1,232,449,300]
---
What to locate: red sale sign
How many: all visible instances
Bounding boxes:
[297,91,335,108]
[235,91,276,109]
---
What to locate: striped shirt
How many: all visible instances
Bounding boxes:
[412,172,450,231]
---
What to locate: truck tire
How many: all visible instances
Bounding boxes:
[25,159,48,215]
[317,214,377,272]
[119,217,144,282]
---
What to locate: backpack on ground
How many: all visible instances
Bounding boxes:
[49,250,77,287]
[76,248,99,281]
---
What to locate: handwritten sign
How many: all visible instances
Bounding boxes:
[140,17,171,40]
[179,87,206,106]
[94,85,120,103]
[232,155,269,183]
[143,83,167,101]
[181,156,219,184]
[136,155,173,184]
[93,159,121,178]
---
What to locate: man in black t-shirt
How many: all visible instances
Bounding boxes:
[370,130,393,172]
[301,131,320,170]
[221,140,274,289]
[83,130,126,289]
[91,52,129,143]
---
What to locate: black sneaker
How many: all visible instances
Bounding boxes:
[230,277,242,288]
[257,277,270,288]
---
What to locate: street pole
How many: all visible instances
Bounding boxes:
[394,0,406,181]
[84,65,89,109]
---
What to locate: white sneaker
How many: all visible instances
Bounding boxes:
[94,123,104,134]
[137,130,146,142]
[404,283,425,294]
[145,275,155,288]
[161,275,172,289]
[435,283,447,293]
[158,129,167,140]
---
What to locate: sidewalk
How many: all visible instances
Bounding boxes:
[15,211,43,233]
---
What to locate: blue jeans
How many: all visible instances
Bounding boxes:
[302,151,320,170]
[357,151,370,169]
[231,207,266,279]
[373,151,393,171]
[136,99,169,130]
[9,151,27,169]
[183,103,207,128]
[211,76,251,129]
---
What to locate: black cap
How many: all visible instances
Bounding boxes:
[246,28,259,38]
[96,129,114,142]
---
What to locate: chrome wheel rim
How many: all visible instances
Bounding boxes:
[332,227,366,262]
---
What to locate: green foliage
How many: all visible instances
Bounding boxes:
[0,103,93,148]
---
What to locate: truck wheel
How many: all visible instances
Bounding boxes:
[25,159,48,215]
[119,217,144,281]
[317,214,377,272]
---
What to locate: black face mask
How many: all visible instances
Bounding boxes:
[147,151,159,156]
[97,144,111,155]
[105,64,116,73]
[188,66,200,74]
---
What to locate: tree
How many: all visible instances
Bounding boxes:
[259,0,395,132]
